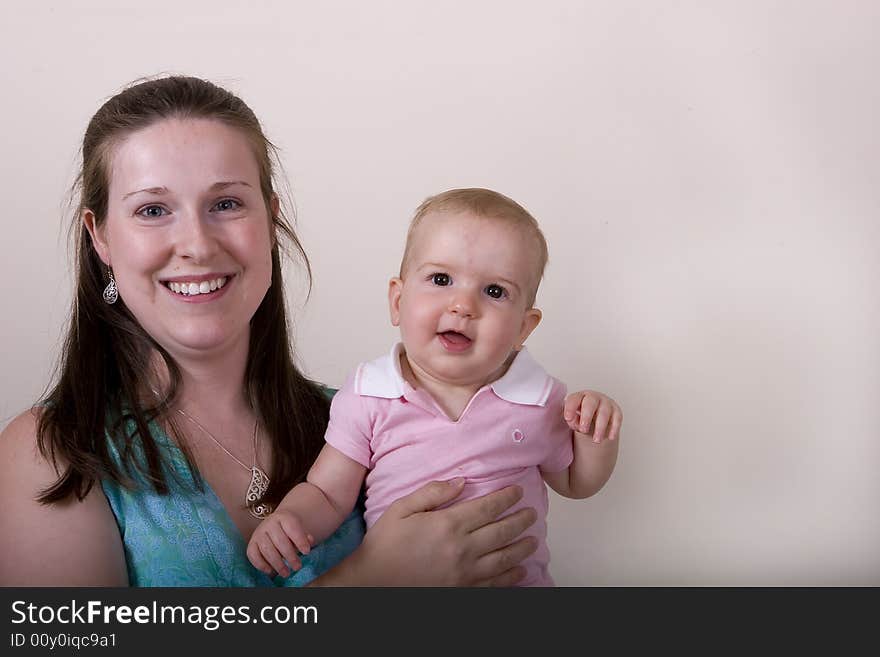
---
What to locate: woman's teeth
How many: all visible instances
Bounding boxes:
[167,277,228,296]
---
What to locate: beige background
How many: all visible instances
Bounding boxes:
[1,1,877,585]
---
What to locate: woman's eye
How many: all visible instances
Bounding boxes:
[485,284,507,299]
[212,198,241,212]
[431,273,451,286]
[137,205,168,218]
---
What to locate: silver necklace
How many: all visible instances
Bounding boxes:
[175,408,272,519]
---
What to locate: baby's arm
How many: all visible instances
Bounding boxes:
[247,444,366,576]
[542,390,622,499]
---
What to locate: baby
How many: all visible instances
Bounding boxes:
[247,188,622,585]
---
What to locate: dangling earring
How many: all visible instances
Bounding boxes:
[103,269,118,305]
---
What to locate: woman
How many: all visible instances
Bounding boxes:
[0,76,537,586]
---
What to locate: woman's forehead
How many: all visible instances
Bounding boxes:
[107,118,261,192]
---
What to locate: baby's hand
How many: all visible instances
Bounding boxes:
[563,390,622,444]
[246,509,314,578]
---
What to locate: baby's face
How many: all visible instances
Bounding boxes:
[389,211,542,388]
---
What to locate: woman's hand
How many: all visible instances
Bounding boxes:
[313,478,538,586]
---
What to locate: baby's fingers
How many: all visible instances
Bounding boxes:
[267,525,304,574]
[563,393,585,425]
[608,404,623,441]
[252,537,290,578]
[246,535,274,575]
[279,517,314,556]
[247,545,275,576]
[577,395,600,434]
[591,401,614,443]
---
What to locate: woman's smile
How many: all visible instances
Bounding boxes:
[161,273,234,302]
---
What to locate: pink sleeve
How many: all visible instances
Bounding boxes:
[324,371,373,469]
[539,379,574,473]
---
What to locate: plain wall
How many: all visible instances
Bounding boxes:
[1,0,877,585]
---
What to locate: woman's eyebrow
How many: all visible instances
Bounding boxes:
[122,181,251,200]
[211,180,252,190]
[122,186,167,200]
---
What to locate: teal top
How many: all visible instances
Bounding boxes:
[101,414,364,587]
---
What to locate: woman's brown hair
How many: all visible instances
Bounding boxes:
[37,75,329,508]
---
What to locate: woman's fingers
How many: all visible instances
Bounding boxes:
[467,506,537,553]
[465,508,537,584]
[365,482,536,586]
[445,485,524,533]
[447,489,537,585]
[475,565,529,587]
[385,478,466,518]
[473,535,539,585]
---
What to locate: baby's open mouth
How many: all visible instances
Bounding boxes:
[162,276,228,296]
[438,330,472,346]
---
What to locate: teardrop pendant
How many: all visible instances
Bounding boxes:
[103,271,118,304]
[246,466,272,519]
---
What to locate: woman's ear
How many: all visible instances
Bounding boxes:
[515,308,542,350]
[82,209,111,266]
[388,277,404,327]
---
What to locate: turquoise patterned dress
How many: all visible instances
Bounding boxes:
[101,413,364,587]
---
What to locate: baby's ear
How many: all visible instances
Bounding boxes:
[515,308,542,350]
[388,277,404,327]
[82,209,111,266]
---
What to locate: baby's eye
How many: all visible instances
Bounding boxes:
[485,284,507,299]
[431,273,451,286]
[212,198,241,212]
[137,205,168,219]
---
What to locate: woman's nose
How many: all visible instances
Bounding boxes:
[175,211,219,262]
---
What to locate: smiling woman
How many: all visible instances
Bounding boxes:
[84,118,274,358]
[0,75,540,587]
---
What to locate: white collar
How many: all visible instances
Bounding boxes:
[354,342,554,407]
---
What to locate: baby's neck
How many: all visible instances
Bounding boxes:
[398,351,513,421]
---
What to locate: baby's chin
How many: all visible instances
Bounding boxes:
[423,361,512,389]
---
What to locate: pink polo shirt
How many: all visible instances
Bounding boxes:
[324,343,574,586]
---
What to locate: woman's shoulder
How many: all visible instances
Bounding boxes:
[0,408,51,479]
[2,407,41,435]
[0,408,128,585]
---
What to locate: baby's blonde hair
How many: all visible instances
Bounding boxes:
[399,188,548,305]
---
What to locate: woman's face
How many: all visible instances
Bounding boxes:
[85,117,274,362]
